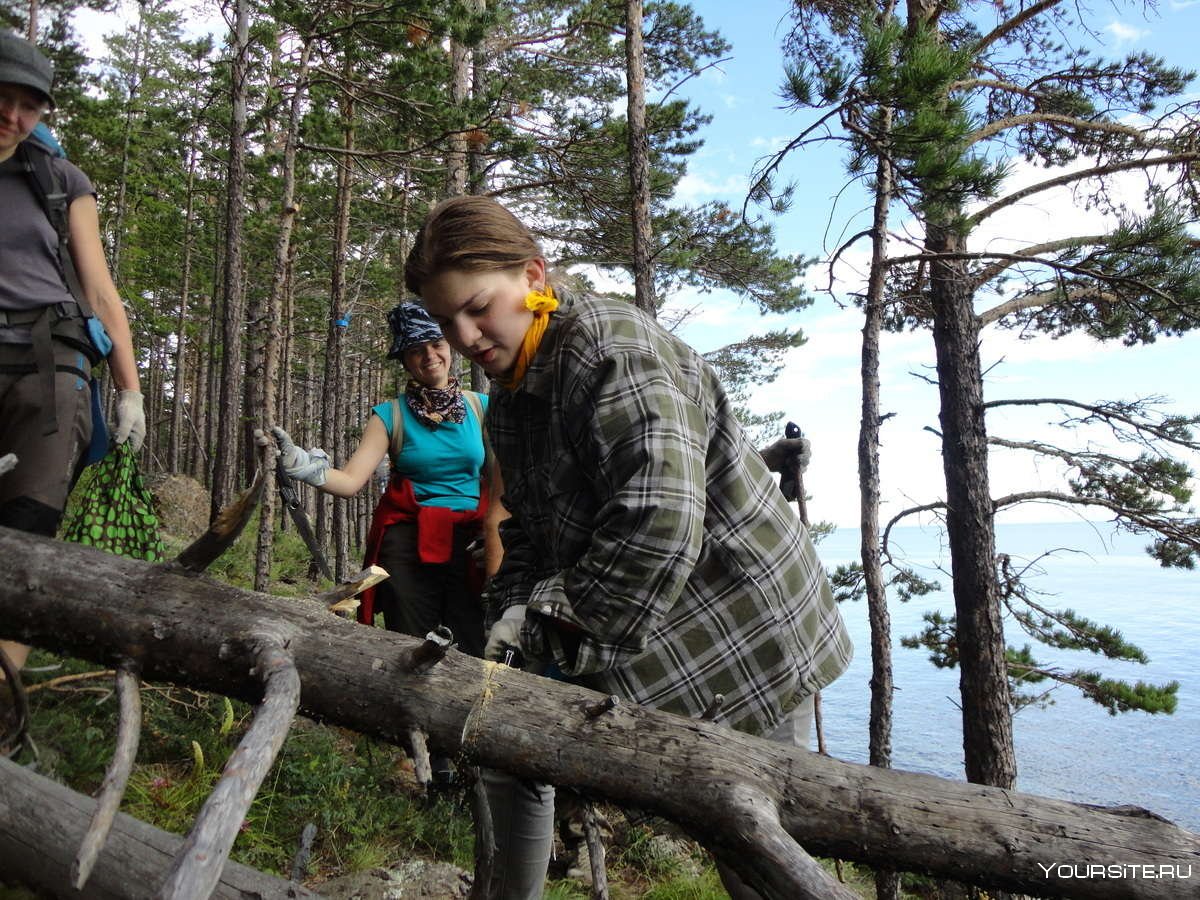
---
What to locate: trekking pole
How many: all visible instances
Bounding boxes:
[780,420,843,880]
[784,421,810,526]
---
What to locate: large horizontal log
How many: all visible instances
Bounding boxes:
[0,755,320,899]
[2,526,1197,899]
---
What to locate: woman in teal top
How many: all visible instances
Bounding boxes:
[273,301,502,662]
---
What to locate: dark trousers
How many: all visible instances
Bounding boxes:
[374,519,485,778]
[373,519,486,658]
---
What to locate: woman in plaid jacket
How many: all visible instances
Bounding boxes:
[407,195,852,900]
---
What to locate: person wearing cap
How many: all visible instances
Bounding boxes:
[271,304,504,779]
[0,33,144,690]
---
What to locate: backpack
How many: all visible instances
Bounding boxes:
[8,135,112,461]
[16,137,112,358]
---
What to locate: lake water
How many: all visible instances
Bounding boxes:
[812,520,1199,832]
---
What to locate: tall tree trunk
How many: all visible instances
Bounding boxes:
[108,0,148,281]
[168,122,199,473]
[254,38,311,592]
[319,69,355,580]
[926,222,1015,789]
[210,0,252,519]
[625,0,655,317]
[445,30,471,198]
[467,3,489,391]
[861,103,900,900]
[25,0,36,41]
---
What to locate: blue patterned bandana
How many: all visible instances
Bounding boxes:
[387,302,444,359]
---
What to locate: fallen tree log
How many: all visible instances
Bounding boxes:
[1,526,1197,899]
[0,755,320,899]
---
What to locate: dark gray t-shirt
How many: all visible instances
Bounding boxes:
[0,145,95,311]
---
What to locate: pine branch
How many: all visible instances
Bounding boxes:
[965,112,1146,149]
[885,249,1184,309]
[972,0,1066,55]
[993,490,1198,552]
[983,397,1200,451]
[969,152,1200,226]
[973,234,1107,288]
[978,287,1120,325]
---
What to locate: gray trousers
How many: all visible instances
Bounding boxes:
[480,694,815,900]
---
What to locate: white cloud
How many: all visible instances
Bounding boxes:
[673,170,751,203]
[749,135,790,152]
[1103,21,1150,44]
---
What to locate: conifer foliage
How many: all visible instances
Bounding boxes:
[772,0,1199,791]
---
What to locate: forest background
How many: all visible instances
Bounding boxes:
[2,0,1199,895]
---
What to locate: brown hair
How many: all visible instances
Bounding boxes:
[405,195,542,297]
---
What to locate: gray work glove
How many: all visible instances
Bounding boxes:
[759,436,811,475]
[114,389,146,452]
[271,426,330,487]
[483,605,526,663]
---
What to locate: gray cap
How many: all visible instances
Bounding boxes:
[0,33,55,109]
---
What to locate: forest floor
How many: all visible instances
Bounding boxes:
[0,474,943,899]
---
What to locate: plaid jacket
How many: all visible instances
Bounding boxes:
[486,290,852,735]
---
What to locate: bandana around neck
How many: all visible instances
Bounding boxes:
[497,285,558,391]
[406,375,466,427]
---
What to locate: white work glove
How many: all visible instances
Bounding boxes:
[114,389,146,452]
[271,426,330,487]
[759,436,811,475]
[483,605,527,663]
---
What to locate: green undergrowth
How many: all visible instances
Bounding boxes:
[4,517,923,898]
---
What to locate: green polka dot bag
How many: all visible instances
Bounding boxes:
[60,442,165,562]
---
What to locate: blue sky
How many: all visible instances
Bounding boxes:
[72,0,1200,529]
[668,0,1200,527]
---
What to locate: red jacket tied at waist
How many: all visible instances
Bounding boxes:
[356,475,488,625]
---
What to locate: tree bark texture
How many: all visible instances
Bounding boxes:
[0,756,319,900]
[926,223,1017,789]
[1,528,1196,900]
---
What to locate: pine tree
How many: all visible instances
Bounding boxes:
[773,0,1200,793]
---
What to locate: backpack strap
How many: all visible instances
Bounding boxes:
[388,398,405,464]
[463,390,497,488]
[389,391,495,490]
[17,140,95,319]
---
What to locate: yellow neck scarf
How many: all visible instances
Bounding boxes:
[497,285,558,390]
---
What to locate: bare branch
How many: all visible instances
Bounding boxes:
[973,234,1107,287]
[159,638,300,900]
[984,397,1200,451]
[969,153,1200,226]
[965,112,1146,149]
[72,660,142,890]
[973,0,1066,54]
[979,287,1119,326]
